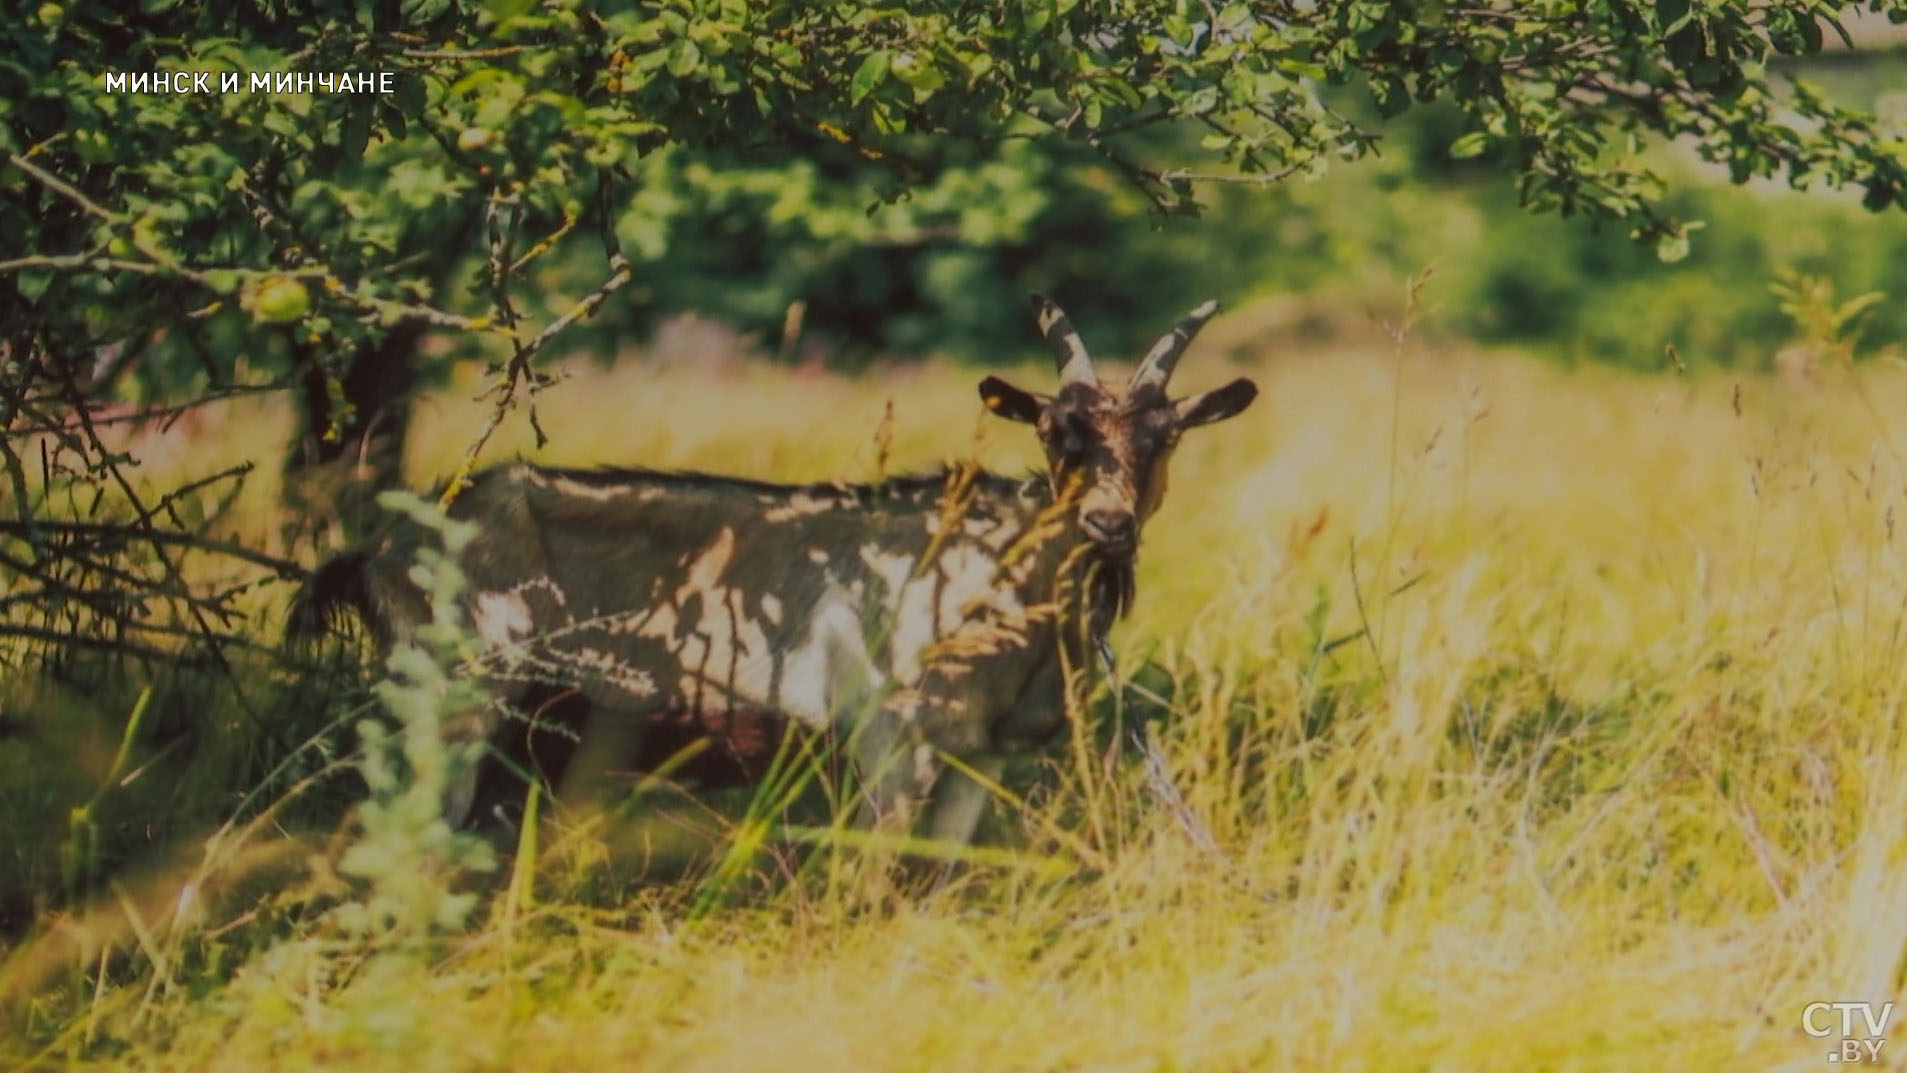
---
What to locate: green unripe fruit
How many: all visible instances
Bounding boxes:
[251,277,309,324]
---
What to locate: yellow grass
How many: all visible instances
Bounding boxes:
[9,327,1907,1072]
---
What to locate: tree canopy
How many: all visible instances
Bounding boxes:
[3,0,1907,661]
[11,1,1907,381]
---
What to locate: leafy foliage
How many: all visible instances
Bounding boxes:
[332,492,493,945]
[8,1,1907,393]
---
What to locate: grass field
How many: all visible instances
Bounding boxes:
[5,319,1907,1072]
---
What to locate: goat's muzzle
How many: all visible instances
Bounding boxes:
[1081,507,1137,561]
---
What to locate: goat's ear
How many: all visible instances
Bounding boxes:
[979,376,1045,424]
[1177,377,1258,429]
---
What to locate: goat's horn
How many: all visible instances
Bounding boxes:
[1029,293,1097,387]
[1131,299,1221,390]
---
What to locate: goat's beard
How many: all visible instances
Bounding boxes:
[1084,554,1136,640]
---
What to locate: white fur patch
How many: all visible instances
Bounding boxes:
[471,590,533,648]
[685,527,736,589]
[963,512,1022,551]
[763,493,838,523]
[860,545,916,593]
[526,469,664,502]
[775,595,879,728]
[934,545,1014,628]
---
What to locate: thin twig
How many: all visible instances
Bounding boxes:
[0,351,47,552]
[0,625,181,664]
[399,46,526,60]
[0,521,304,577]
[1155,162,1307,186]
[438,172,633,507]
[7,383,292,436]
[7,152,116,221]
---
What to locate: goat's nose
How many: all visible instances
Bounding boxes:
[1082,508,1135,546]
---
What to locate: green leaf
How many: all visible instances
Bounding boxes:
[1654,0,1692,34]
[342,105,372,162]
[890,53,945,102]
[1448,131,1489,159]
[1371,74,1409,117]
[851,49,891,106]
[1022,0,1052,34]
[1655,228,1691,264]
[667,38,702,77]
[15,269,52,302]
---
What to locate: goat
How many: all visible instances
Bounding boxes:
[291,294,1257,846]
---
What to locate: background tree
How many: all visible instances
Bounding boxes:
[3,0,1907,665]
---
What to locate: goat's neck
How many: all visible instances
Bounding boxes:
[993,474,1130,644]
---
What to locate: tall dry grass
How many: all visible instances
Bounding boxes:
[9,325,1907,1072]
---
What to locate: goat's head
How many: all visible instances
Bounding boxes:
[978,293,1257,565]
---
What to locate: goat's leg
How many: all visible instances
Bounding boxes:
[925,753,1006,846]
[847,638,1013,844]
[851,689,1002,842]
[556,706,649,815]
[850,702,935,835]
[911,753,1009,892]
